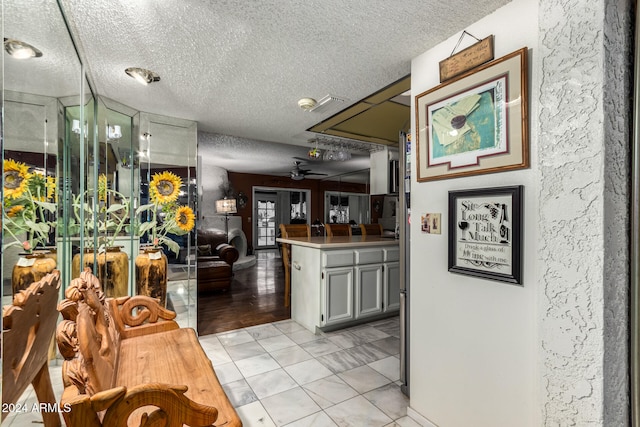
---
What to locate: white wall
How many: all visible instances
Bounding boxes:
[408,0,539,426]
[409,0,632,425]
[197,132,231,223]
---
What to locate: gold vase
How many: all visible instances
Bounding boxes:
[72,247,129,298]
[12,251,57,294]
[135,247,168,307]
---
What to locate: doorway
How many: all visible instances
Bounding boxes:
[255,192,278,249]
[253,187,311,250]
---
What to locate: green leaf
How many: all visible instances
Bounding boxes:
[138,221,156,234]
[136,204,155,215]
[34,201,57,213]
[163,239,180,256]
[107,204,125,213]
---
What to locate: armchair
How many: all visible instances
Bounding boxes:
[196,229,239,292]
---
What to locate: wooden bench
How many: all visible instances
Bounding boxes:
[56,268,241,427]
[3,270,62,427]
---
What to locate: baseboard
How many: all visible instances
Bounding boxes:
[407,406,438,427]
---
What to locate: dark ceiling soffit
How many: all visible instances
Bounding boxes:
[307,74,411,145]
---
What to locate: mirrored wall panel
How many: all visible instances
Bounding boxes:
[1,1,198,423]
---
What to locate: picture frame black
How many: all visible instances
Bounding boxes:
[448,185,523,285]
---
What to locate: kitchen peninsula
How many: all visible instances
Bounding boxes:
[276,235,400,333]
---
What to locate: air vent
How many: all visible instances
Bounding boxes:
[308,95,347,114]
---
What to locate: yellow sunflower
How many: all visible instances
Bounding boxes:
[6,205,25,217]
[175,205,195,232]
[150,171,182,204]
[27,172,47,201]
[98,174,107,202]
[46,176,57,201]
[3,159,29,199]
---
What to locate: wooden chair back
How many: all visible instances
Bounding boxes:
[280,223,311,239]
[279,224,310,306]
[57,268,118,396]
[3,271,62,427]
[359,223,383,236]
[325,223,352,237]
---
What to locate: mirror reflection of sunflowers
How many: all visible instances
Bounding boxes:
[136,170,195,256]
[2,158,57,252]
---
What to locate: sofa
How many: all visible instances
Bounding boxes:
[197,229,239,292]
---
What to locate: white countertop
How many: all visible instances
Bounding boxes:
[276,235,399,249]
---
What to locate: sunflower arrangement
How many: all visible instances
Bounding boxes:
[2,159,57,252]
[136,170,196,256]
[72,173,130,249]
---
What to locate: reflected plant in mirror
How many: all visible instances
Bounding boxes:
[71,173,131,249]
[136,170,195,256]
[2,158,57,252]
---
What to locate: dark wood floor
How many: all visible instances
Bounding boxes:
[197,249,291,335]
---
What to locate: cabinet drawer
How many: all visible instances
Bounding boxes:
[384,248,399,262]
[354,249,384,265]
[323,250,354,268]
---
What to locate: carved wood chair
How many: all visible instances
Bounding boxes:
[359,223,383,236]
[279,223,310,307]
[325,223,352,237]
[3,271,61,427]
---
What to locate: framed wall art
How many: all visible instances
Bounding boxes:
[448,185,523,285]
[416,47,529,181]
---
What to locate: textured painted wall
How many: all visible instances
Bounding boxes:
[537,0,631,424]
[602,0,632,423]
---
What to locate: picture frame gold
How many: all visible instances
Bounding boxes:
[416,47,529,182]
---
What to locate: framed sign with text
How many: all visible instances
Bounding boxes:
[448,186,523,285]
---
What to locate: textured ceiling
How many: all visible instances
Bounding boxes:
[7,0,512,180]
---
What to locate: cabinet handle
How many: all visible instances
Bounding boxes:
[293,261,301,270]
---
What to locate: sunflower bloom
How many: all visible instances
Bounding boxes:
[27,172,47,201]
[3,159,29,199]
[175,205,195,232]
[98,174,107,201]
[6,205,25,217]
[46,176,57,201]
[150,171,182,204]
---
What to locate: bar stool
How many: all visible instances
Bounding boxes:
[325,223,352,237]
[279,223,310,307]
[359,223,383,236]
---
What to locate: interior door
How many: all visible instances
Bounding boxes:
[255,192,277,249]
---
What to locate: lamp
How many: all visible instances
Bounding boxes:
[72,120,81,134]
[216,198,237,242]
[107,125,122,140]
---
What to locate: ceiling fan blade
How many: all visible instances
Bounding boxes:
[293,156,316,163]
[303,172,328,176]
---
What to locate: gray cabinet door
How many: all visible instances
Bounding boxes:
[384,261,400,312]
[323,267,354,325]
[355,264,383,318]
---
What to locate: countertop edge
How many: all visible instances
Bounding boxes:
[276,236,399,249]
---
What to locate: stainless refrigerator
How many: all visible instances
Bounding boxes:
[399,131,411,396]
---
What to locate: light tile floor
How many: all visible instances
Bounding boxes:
[3,279,419,427]
[206,316,420,427]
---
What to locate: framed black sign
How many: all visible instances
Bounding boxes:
[448,186,523,285]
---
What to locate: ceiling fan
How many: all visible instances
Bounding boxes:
[290,161,327,181]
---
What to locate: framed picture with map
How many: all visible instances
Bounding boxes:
[448,186,523,285]
[416,47,529,181]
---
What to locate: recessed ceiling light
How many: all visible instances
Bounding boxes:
[298,97,317,111]
[4,38,42,59]
[125,67,160,85]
